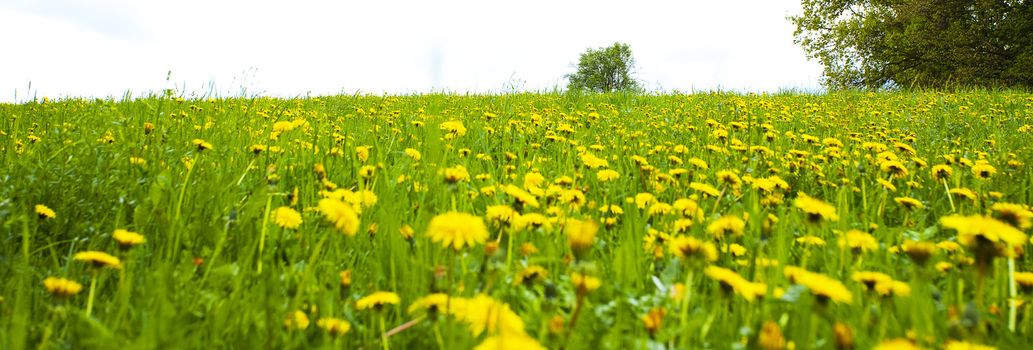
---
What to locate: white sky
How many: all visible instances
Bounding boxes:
[0,0,823,102]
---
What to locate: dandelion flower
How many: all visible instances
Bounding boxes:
[990,203,1033,230]
[893,197,924,211]
[943,341,997,350]
[931,164,953,181]
[73,251,122,269]
[704,266,766,301]
[112,229,145,248]
[668,236,718,262]
[404,148,422,161]
[408,293,452,314]
[839,230,879,254]
[271,206,303,229]
[706,215,746,238]
[570,272,601,294]
[316,317,351,336]
[43,277,83,298]
[474,333,546,350]
[425,211,489,250]
[596,169,620,182]
[940,214,1027,248]
[35,204,56,219]
[793,192,839,223]
[453,295,525,336]
[284,310,310,330]
[356,291,400,310]
[440,120,467,139]
[851,271,892,290]
[441,165,470,183]
[514,265,548,286]
[971,163,997,179]
[690,182,721,197]
[318,198,360,236]
[192,139,213,151]
[503,184,541,208]
[784,266,852,304]
[872,338,919,350]
[565,218,599,256]
[879,160,909,178]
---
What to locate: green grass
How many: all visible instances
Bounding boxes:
[2,90,1033,349]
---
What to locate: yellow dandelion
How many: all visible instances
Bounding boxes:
[503,184,541,208]
[408,293,452,314]
[706,215,746,238]
[893,197,924,211]
[596,169,620,182]
[784,266,852,304]
[690,182,721,197]
[284,310,310,330]
[514,265,548,286]
[440,120,467,139]
[839,230,879,254]
[851,271,892,290]
[452,294,525,336]
[571,272,601,294]
[990,202,1033,230]
[872,338,919,350]
[668,236,718,262]
[441,165,470,183]
[971,163,997,179]
[192,138,213,151]
[565,218,599,256]
[73,251,122,269]
[949,188,978,201]
[474,333,546,350]
[404,148,422,161]
[943,341,996,350]
[271,206,303,229]
[316,317,351,336]
[356,291,400,310]
[318,198,360,236]
[43,277,83,298]
[35,204,56,219]
[704,266,766,302]
[879,160,909,178]
[931,164,953,181]
[940,214,1027,248]
[112,229,145,248]
[426,211,489,250]
[793,192,839,223]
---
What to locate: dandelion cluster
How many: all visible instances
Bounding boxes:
[8,92,1033,348]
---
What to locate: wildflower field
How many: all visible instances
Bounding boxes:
[3,91,1033,349]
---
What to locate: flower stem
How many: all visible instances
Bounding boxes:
[942,179,956,212]
[1009,254,1018,332]
[379,313,390,350]
[85,276,98,317]
[256,193,273,274]
[678,269,695,347]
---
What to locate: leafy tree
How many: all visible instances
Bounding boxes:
[566,42,639,92]
[791,0,1033,89]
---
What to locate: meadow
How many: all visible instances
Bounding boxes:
[1,91,1032,349]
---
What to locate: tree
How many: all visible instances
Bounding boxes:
[790,0,1033,90]
[566,42,640,92]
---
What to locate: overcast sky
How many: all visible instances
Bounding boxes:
[0,0,823,102]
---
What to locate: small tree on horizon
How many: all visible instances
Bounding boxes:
[566,42,639,93]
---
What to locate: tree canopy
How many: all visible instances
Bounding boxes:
[566,42,639,92]
[791,0,1033,90]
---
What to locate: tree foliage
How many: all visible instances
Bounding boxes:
[791,0,1033,89]
[566,42,639,92]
